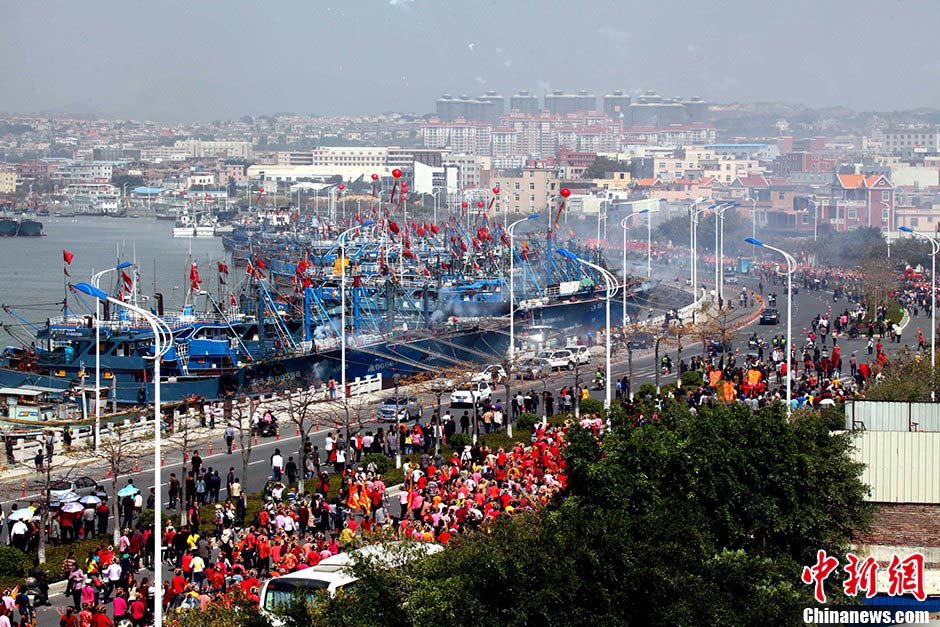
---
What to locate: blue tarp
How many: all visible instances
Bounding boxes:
[132,186,165,195]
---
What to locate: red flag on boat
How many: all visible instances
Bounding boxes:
[121,271,133,288]
[217,262,229,274]
[189,262,201,291]
[63,250,74,276]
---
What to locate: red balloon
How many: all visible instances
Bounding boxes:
[461,201,469,208]
[401,194,407,201]
[392,168,402,179]
[560,187,571,198]
[371,173,379,181]
[338,184,345,191]
[477,201,485,208]
[492,186,500,194]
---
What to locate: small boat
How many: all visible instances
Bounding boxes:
[0,218,17,237]
[16,219,43,237]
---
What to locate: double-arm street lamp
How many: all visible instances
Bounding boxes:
[73,281,170,626]
[91,262,134,450]
[745,238,796,417]
[900,226,938,399]
[338,221,375,401]
[507,214,539,359]
[556,248,617,409]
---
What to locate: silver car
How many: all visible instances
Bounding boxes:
[49,476,107,503]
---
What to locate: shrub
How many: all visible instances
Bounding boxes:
[362,453,390,475]
[44,536,110,581]
[0,547,28,578]
[446,433,471,451]
[579,398,605,416]
[681,370,704,388]
[516,413,541,431]
[638,383,658,399]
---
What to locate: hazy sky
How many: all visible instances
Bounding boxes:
[3,0,940,122]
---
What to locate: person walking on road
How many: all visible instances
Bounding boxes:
[270,449,284,481]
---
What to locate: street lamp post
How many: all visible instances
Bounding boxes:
[91,262,134,451]
[621,208,651,327]
[749,196,757,239]
[73,281,169,626]
[716,202,739,306]
[745,238,796,417]
[508,214,539,360]
[900,226,938,399]
[339,221,375,404]
[556,248,617,409]
[692,204,717,305]
[687,197,708,306]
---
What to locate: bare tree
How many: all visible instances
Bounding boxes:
[74,424,151,546]
[227,393,264,488]
[281,380,331,491]
[696,303,740,357]
[7,431,84,565]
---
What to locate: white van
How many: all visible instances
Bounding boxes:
[566,345,591,365]
[535,348,576,370]
[260,542,443,615]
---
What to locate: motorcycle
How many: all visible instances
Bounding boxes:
[24,568,49,607]
[592,375,605,390]
[253,418,278,438]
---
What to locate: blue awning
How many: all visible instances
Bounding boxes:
[132,187,165,195]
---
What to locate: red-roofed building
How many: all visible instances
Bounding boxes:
[728,175,803,230]
[827,172,895,231]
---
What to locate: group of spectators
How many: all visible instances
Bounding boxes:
[59,526,154,626]
[161,415,570,617]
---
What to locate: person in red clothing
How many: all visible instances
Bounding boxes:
[129,595,146,626]
[58,607,79,627]
[90,605,113,627]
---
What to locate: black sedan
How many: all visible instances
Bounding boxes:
[759,308,780,325]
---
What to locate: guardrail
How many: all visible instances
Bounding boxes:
[0,374,385,464]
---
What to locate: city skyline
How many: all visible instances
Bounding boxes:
[4,0,940,122]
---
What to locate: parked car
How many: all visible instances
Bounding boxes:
[49,477,107,503]
[376,396,421,422]
[471,365,507,384]
[759,308,780,325]
[535,348,576,370]
[565,345,591,365]
[516,358,549,380]
[450,381,493,407]
[706,339,733,354]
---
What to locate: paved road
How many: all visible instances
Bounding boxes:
[25,265,908,626]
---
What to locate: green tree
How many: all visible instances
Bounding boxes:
[304,402,871,626]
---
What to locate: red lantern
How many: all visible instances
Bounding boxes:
[401,194,407,201]
[492,186,500,194]
[371,173,379,181]
[560,188,571,198]
[461,201,469,208]
[477,201,484,208]
[338,184,345,191]
[401,183,408,193]
[392,168,402,179]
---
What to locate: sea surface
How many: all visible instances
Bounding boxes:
[0,217,225,326]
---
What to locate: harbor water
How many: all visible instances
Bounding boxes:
[0,217,225,324]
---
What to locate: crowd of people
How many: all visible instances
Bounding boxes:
[7,257,913,627]
[58,526,155,626]
[159,417,570,618]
